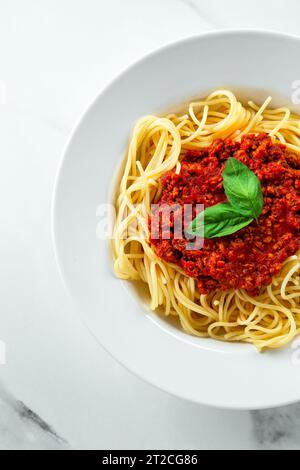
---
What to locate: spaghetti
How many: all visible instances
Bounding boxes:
[112,90,300,350]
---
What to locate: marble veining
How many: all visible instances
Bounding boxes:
[0,386,68,450]
[2,0,300,450]
[252,405,300,449]
[179,0,222,28]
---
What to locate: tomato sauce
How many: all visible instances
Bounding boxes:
[150,134,300,294]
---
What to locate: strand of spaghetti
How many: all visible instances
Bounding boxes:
[269,108,291,136]
[281,263,300,299]
[182,105,209,143]
[113,90,300,350]
[239,96,272,136]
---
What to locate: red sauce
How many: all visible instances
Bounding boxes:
[150,134,300,295]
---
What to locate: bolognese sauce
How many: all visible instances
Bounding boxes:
[150,134,300,295]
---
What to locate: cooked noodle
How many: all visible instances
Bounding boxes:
[112,90,300,351]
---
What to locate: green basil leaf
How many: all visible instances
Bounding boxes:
[222,157,263,218]
[188,202,253,239]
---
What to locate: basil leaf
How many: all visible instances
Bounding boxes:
[188,156,263,240]
[222,157,263,219]
[188,202,253,239]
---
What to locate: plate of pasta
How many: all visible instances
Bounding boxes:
[53,30,300,409]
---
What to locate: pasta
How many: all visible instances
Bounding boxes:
[112,90,300,351]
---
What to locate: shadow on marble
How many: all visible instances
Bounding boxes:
[252,403,300,449]
[0,386,69,450]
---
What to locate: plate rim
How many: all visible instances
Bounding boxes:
[52,28,300,410]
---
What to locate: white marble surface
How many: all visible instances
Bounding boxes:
[1,0,300,450]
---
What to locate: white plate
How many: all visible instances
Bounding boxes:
[53,30,300,410]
